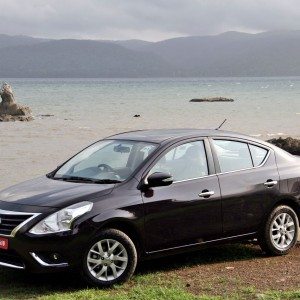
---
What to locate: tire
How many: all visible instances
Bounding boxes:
[81,228,137,287]
[258,205,299,255]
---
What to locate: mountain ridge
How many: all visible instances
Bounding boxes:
[0,31,299,77]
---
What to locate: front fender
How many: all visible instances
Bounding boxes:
[92,208,138,224]
[89,208,145,253]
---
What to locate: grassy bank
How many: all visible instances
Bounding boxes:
[0,244,299,300]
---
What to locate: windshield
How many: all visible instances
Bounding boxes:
[53,140,157,183]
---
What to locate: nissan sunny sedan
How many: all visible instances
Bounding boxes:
[0,129,299,287]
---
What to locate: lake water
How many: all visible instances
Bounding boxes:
[1,76,300,188]
[2,77,300,138]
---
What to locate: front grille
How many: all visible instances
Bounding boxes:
[0,212,34,236]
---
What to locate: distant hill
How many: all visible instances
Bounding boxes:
[113,39,153,51]
[0,31,300,77]
[0,34,49,49]
[142,30,300,76]
[0,39,175,77]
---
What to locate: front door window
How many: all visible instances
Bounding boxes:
[150,141,208,181]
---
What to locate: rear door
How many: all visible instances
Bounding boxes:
[211,138,280,237]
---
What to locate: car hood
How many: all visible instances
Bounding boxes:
[0,176,114,208]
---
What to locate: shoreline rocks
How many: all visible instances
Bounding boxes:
[0,114,33,122]
[190,97,234,103]
[0,83,33,122]
[267,137,300,156]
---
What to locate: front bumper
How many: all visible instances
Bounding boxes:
[0,202,97,273]
[0,227,97,272]
[0,227,96,273]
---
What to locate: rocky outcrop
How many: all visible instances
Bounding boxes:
[190,97,234,102]
[0,83,33,121]
[267,137,300,156]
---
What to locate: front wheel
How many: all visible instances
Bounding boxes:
[81,229,137,287]
[258,205,299,255]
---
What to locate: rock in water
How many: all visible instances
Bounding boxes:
[268,137,300,156]
[0,83,33,122]
[190,97,234,102]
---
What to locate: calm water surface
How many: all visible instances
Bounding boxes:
[2,77,300,138]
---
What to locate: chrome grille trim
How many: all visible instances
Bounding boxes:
[0,261,25,269]
[0,209,40,237]
[30,252,68,267]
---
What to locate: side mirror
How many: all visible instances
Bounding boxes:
[146,172,173,188]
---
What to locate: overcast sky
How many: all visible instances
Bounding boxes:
[0,0,299,41]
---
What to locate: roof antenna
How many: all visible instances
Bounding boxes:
[216,119,227,130]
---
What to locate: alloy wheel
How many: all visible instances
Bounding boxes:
[270,212,296,250]
[87,238,128,282]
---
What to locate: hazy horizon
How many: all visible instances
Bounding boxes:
[1,0,300,78]
[1,30,300,78]
[1,0,300,41]
[2,29,300,43]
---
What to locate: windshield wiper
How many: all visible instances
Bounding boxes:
[92,179,122,184]
[52,176,122,184]
[52,176,95,182]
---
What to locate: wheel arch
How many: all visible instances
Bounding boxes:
[97,218,145,258]
[257,196,300,255]
[259,197,300,232]
[91,207,145,257]
[271,197,300,222]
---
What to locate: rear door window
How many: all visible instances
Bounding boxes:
[249,144,268,167]
[213,140,253,172]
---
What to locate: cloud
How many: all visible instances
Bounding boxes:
[0,0,299,41]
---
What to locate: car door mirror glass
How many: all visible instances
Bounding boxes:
[147,172,173,188]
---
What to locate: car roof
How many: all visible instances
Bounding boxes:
[106,129,262,144]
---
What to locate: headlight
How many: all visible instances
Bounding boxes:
[29,201,93,235]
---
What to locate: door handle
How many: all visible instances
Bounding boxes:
[264,180,278,187]
[198,190,215,198]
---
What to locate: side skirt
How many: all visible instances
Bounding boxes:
[143,232,257,260]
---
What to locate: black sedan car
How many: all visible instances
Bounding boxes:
[0,129,299,286]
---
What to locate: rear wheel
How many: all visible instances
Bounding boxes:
[81,229,137,287]
[258,205,299,255]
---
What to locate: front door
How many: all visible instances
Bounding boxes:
[142,139,223,252]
